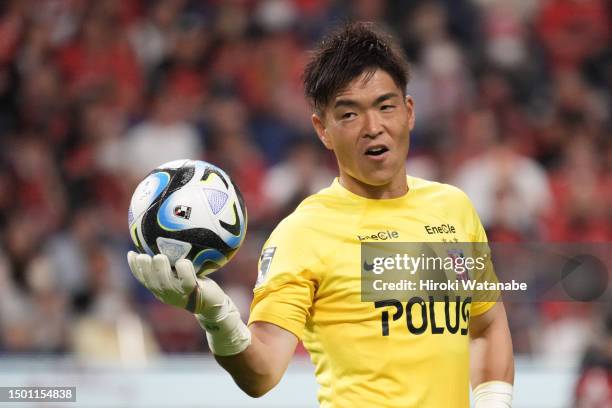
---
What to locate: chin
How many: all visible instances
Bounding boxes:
[359,173,397,187]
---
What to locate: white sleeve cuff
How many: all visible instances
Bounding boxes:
[473,381,513,408]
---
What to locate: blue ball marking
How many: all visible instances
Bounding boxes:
[224,222,246,248]
[193,248,226,270]
[157,191,190,231]
[150,171,171,201]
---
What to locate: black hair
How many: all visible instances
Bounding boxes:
[303,21,410,115]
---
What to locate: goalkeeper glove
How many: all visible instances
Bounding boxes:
[127,252,251,356]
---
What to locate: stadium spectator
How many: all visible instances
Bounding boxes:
[122,90,204,180]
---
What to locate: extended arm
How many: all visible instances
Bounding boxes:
[127,253,297,398]
[215,322,297,397]
[469,302,515,407]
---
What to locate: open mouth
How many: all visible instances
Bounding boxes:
[365,146,389,156]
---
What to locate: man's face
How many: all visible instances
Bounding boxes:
[312,69,415,190]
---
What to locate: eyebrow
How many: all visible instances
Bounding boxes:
[333,92,400,109]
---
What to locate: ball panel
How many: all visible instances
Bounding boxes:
[156,237,192,265]
[129,171,171,226]
[203,188,229,215]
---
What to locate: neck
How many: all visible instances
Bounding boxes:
[338,171,408,199]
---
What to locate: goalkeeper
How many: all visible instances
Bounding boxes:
[128,22,514,408]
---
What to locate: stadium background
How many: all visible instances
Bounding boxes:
[0,0,610,406]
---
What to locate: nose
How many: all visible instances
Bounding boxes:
[363,110,383,138]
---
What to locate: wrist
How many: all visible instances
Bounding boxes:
[473,381,513,408]
[195,296,251,356]
[197,294,231,321]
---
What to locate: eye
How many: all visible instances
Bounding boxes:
[342,112,357,119]
[381,105,395,111]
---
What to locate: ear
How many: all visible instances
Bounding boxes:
[404,95,415,131]
[312,113,333,150]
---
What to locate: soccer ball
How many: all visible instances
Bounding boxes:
[128,159,247,276]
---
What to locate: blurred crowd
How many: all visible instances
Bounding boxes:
[0,0,610,398]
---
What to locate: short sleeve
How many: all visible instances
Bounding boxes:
[248,218,321,340]
[464,194,499,317]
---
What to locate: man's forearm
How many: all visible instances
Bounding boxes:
[469,303,514,407]
[470,303,514,387]
[213,322,298,398]
[215,334,280,397]
[470,327,514,386]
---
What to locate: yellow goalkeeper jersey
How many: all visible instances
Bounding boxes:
[248,176,496,408]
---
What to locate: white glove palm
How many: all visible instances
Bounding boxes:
[127,251,251,356]
[127,252,225,318]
